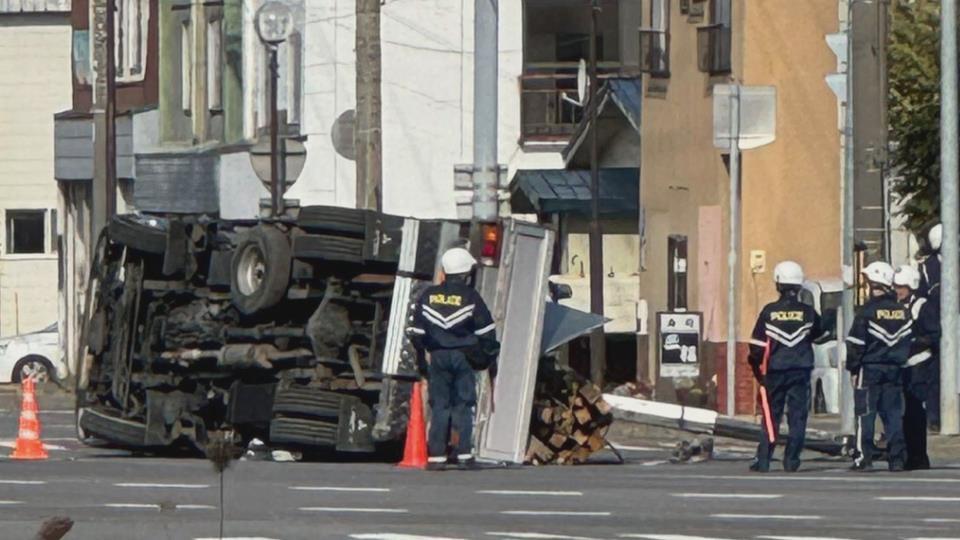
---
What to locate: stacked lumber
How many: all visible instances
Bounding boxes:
[525,360,614,465]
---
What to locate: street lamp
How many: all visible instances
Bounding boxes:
[255,1,294,217]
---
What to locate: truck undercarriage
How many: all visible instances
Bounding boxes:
[76,206,443,457]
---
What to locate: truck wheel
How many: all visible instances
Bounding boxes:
[231,225,291,315]
[108,215,167,254]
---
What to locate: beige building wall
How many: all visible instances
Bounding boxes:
[739,0,841,332]
[0,14,72,337]
[638,0,841,397]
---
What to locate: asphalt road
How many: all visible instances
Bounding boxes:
[1,397,960,540]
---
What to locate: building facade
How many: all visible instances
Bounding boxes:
[0,0,72,338]
[637,0,842,410]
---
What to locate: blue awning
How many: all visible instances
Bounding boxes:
[510,168,639,215]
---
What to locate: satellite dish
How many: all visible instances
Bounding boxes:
[577,59,587,104]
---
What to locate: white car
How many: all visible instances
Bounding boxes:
[0,323,65,384]
[799,280,843,414]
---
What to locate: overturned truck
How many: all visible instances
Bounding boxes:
[76,206,556,459]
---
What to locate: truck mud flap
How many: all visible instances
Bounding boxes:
[292,234,365,264]
[78,407,149,447]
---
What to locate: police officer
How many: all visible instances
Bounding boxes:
[894,264,937,470]
[918,223,942,431]
[407,247,498,471]
[846,262,911,472]
[919,223,942,299]
[748,261,823,473]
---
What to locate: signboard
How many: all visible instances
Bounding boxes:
[658,312,703,378]
[713,85,777,150]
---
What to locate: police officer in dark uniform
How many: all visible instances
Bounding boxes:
[407,247,498,471]
[846,261,911,472]
[894,265,937,470]
[747,261,823,473]
[918,223,942,431]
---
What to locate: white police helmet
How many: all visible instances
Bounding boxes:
[862,261,895,288]
[773,260,804,286]
[929,223,943,251]
[441,247,477,275]
[893,264,920,290]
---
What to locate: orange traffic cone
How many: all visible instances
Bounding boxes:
[11,378,48,460]
[397,382,427,469]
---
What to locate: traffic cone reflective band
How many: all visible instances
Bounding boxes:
[12,378,48,460]
[397,382,427,469]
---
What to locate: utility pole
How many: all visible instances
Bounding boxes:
[356,0,382,212]
[472,0,499,223]
[839,0,857,438]
[725,85,740,417]
[91,0,117,253]
[940,0,959,435]
[588,0,606,387]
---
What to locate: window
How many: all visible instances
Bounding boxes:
[181,20,192,113]
[116,0,148,81]
[285,32,302,125]
[698,0,732,74]
[6,210,47,255]
[639,0,670,76]
[207,18,223,112]
[667,235,688,310]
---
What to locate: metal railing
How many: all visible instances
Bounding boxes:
[520,62,622,142]
[697,24,732,75]
[639,29,670,77]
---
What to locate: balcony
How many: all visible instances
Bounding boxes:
[697,24,732,75]
[639,29,670,77]
[520,62,622,145]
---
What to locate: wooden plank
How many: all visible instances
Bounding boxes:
[573,406,593,425]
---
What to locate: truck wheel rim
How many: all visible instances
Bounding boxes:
[21,362,49,383]
[237,245,267,296]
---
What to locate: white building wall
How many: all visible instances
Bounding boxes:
[0,14,72,337]
[296,0,532,219]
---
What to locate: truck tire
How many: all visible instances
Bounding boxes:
[109,215,168,254]
[78,407,148,447]
[231,225,292,315]
[292,234,365,263]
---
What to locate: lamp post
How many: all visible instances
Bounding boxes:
[255,1,294,217]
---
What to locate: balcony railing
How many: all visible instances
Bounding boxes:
[697,24,732,75]
[639,29,670,77]
[520,62,622,143]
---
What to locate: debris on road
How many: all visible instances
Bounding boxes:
[525,360,613,465]
[604,393,845,456]
[670,437,714,464]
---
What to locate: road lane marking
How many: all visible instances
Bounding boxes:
[925,518,960,523]
[877,496,960,502]
[300,507,408,513]
[672,493,782,499]
[501,511,610,516]
[489,533,605,540]
[642,460,668,466]
[114,482,210,489]
[632,473,960,484]
[40,410,75,415]
[0,441,66,451]
[103,503,161,510]
[351,535,466,540]
[176,504,216,510]
[620,535,737,540]
[711,514,820,521]
[608,442,661,452]
[758,537,857,540]
[0,480,45,485]
[478,490,582,496]
[0,501,22,505]
[290,486,391,492]
[45,424,76,429]
[196,537,281,540]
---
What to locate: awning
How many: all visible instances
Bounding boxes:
[540,302,608,355]
[509,168,639,215]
